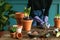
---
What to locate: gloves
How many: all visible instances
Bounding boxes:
[34,16,50,28]
[43,16,50,28]
[34,16,44,25]
[43,16,48,23]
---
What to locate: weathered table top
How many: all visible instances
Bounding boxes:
[0,27,60,40]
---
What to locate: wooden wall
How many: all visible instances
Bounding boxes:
[5,0,60,26]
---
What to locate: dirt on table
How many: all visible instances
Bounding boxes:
[0,27,60,40]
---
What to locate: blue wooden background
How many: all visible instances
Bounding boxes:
[5,0,60,27]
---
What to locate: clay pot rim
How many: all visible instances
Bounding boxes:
[16,33,22,39]
[23,20,33,22]
[54,18,60,20]
[15,12,24,14]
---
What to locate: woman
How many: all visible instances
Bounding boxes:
[27,0,53,28]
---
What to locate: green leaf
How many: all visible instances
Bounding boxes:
[24,7,31,17]
[9,14,15,18]
[55,14,60,18]
[8,10,16,18]
[10,27,17,33]
[4,3,12,11]
[56,32,60,37]
[0,24,3,31]
[0,0,5,6]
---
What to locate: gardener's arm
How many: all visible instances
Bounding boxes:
[27,0,31,8]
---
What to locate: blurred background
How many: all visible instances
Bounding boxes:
[1,0,60,30]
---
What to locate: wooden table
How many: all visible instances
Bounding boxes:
[0,27,60,40]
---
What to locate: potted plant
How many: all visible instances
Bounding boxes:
[23,7,33,32]
[10,25,17,38]
[54,14,60,28]
[0,0,16,37]
[10,25,23,39]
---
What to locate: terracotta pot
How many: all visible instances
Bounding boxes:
[10,32,16,38]
[16,18,23,25]
[15,12,24,19]
[23,20,33,32]
[54,18,60,28]
[16,33,22,39]
[15,12,24,25]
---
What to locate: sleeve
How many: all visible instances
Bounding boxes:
[27,0,31,8]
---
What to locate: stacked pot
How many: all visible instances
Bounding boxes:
[15,12,33,32]
[10,25,23,39]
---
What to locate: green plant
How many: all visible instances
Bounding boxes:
[24,7,31,19]
[10,27,17,33]
[55,14,60,18]
[0,0,16,31]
